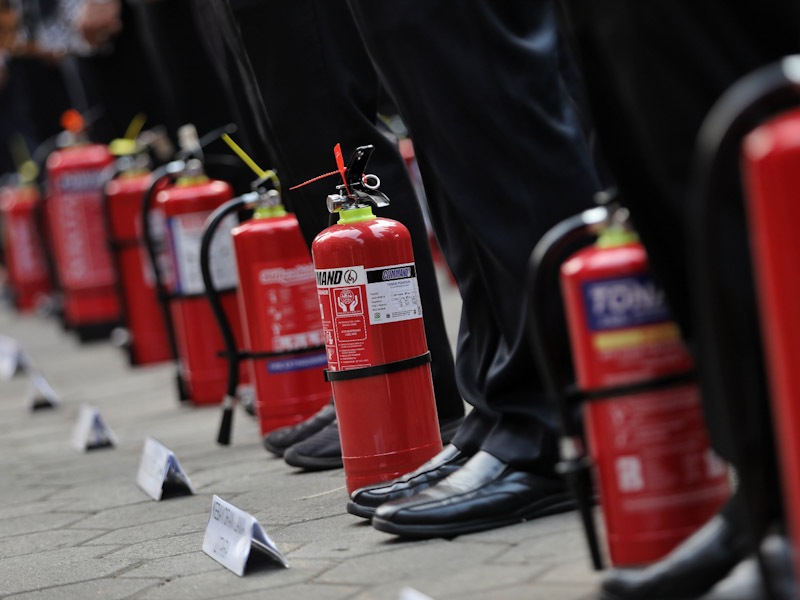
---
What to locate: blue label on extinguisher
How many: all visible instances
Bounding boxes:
[266,352,328,374]
[582,274,671,331]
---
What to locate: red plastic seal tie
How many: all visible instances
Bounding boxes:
[289,143,354,193]
[289,170,341,190]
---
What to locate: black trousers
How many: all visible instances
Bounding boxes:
[230,0,465,424]
[560,0,800,530]
[335,0,599,466]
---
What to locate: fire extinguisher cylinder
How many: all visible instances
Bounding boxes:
[529,195,729,568]
[46,138,122,339]
[310,144,442,494]
[103,147,172,366]
[0,182,52,312]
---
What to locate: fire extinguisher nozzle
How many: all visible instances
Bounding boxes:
[217,395,236,446]
[217,408,233,446]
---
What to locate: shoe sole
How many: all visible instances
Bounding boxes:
[346,500,376,520]
[284,452,343,471]
[371,493,575,539]
[263,437,286,457]
[345,457,469,521]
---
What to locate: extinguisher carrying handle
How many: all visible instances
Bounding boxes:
[526,204,608,570]
[200,194,252,446]
[527,205,608,434]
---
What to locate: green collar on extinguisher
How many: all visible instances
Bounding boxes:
[337,205,377,224]
[175,175,209,187]
[595,227,639,248]
[254,204,287,219]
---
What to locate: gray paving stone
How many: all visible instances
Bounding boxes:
[491,528,590,564]
[465,511,580,544]
[354,563,551,600]
[133,558,336,599]
[221,583,360,600]
[318,541,509,586]
[4,577,161,600]
[73,494,213,529]
[0,545,137,595]
[455,583,596,600]
[80,514,208,546]
[0,499,71,520]
[44,481,149,512]
[118,550,223,579]
[280,514,395,559]
[0,528,106,559]
[0,511,88,539]
[534,559,604,587]
[103,532,205,561]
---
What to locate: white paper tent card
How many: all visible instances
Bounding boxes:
[202,495,289,576]
[399,588,436,600]
[26,370,61,411]
[0,335,24,380]
[136,436,195,500]
[72,404,118,451]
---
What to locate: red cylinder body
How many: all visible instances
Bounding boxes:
[0,184,51,311]
[232,212,331,435]
[312,213,442,494]
[560,241,729,566]
[47,144,121,331]
[105,172,172,365]
[742,109,800,586]
[156,178,249,404]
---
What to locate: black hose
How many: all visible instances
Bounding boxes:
[140,161,188,401]
[200,195,251,445]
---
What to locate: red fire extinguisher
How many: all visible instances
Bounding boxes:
[306,144,442,494]
[199,151,331,445]
[102,137,172,366]
[710,57,800,590]
[140,125,250,405]
[45,110,121,340]
[528,194,729,568]
[0,161,52,312]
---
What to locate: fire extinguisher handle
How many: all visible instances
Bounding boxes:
[527,206,607,435]
[200,196,249,398]
[140,162,185,369]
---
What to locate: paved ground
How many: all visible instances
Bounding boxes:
[0,274,604,600]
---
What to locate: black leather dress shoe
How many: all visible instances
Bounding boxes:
[600,511,750,600]
[347,444,469,519]
[371,451,574,538]
[263,402,336,457]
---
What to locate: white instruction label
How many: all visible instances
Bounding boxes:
[136,436,196,501]
[365,263,423,325]
[168,211,238,295]
[202,495,289,576]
